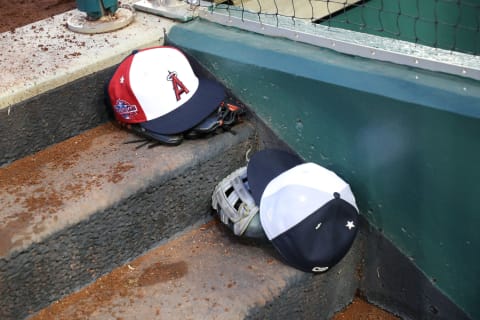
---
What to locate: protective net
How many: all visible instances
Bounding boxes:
[198,0,480,79]
[317,0,480,55]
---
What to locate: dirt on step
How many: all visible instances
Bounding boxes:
[27,220,401,320]
[333,297,400,320]
[0,0,76,33]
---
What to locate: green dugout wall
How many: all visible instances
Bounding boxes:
[166,19,480,319]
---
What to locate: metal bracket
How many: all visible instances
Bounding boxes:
[67,6,135,34]
[134,0,196,22]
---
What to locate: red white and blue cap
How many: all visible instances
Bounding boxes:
[107,46,225,135]
[247,149,359,273]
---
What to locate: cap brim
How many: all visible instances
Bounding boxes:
[270,198,359,272]
[247,149,304,205]
[141,78,225,135]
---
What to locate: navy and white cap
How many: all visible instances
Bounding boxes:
[247,149,359,273]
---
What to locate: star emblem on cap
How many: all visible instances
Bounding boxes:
[345,220,355,230]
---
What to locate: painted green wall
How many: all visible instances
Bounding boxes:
[167,19,480,319]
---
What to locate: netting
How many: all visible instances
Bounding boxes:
[198,0,479,79]
[205,0,480,55]
[318,0,480,55]
[204,0,480,55]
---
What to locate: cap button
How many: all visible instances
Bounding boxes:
[333,192,340,199]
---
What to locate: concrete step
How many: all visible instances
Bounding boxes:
[0,120,259,319]
[26,219,361,320]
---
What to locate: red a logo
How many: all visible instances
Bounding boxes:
[167,71,189,101]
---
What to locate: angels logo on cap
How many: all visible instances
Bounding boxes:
[247,149,359,273]
[107,46,226,135]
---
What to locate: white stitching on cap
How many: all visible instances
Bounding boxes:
[312,266,329,272]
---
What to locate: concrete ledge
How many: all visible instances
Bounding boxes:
[0,121,256,319]
[0,4,176,110]
[0,4,177,167]
[27,220,360,320]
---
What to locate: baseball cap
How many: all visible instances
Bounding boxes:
[247,149,359,273]
[107,46,226,135]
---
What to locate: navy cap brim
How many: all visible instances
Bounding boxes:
[270,198,359,272]
[141,78,225,135]
[247,149,304,205]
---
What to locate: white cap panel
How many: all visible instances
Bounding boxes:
[259,162,358,239]
[129,47,199,120]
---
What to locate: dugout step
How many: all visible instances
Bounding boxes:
[0,121,257,320]
[27,219,361,320]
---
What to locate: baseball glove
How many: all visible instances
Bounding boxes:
[123,95,246,148]
[211,166,266,239]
